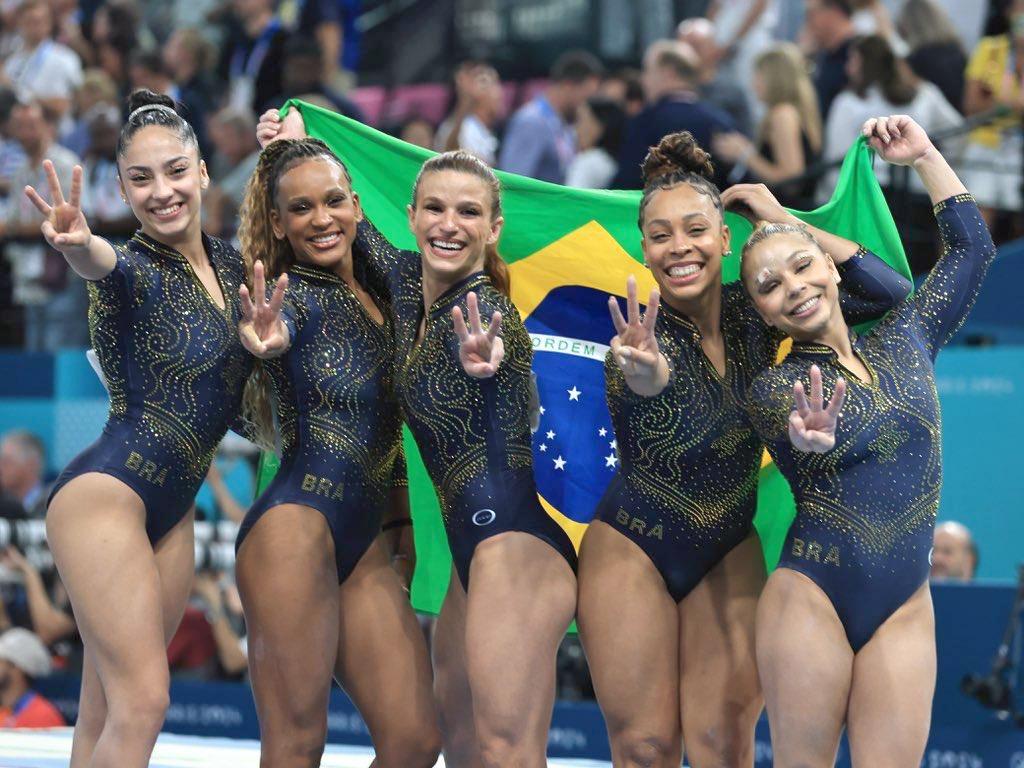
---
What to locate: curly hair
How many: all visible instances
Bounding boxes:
[637,131,723,230]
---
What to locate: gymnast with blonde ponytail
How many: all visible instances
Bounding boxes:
[233,136,440,767]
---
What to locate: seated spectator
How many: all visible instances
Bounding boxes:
[566,95,625,189]
[599,67,645,117]
[127,49,174,101]
[613,40,736,189]
[961,0,1024,231]
[705,0,779,119]
[896,0,967,114]
[278,0,361,91]
[0,431,47,519]
[162,28,218,158]
[803,0,856,121]
[267,36,363,123]
[677,16,753,136]
[80,105,134,241]
[88,0,145,100]
[498,50,604,184]
[930,521,978,582]
[849,0,906,54]
[58,68,118,158]
[435,61,503,164]
[820,34,961,195]
[203,106,260,241]
[713,42,822,208]
[2,0,84,122]
[0,628,64,727]
[0,87,26,204]
[192,571,247,679]
[219,0,286,114]
[398,115,435,150]
[0,99,84,351]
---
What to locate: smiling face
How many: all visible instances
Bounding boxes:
[408,169,502,289]
[118,125,207,243]
[270,157,362,274]
[742,231,842,340]
[641,182,729,308]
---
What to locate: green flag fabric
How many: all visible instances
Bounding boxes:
[255,99,910,614]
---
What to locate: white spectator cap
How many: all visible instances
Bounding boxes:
[0,628,52,678]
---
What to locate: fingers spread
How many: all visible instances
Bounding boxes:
[69,165,83,210]
[452,306,470,341]
[44,159,65,206]
[809,364,824,410]
[827,377,847,418]
[467,291,483,335]
[24,185,52,216]
[626,275,639,325]
[793,379,810,417]
[486,310,503,342]
[642,289,660,333]
[608,295,628,335]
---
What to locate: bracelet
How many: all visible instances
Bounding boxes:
[382,517,413,532]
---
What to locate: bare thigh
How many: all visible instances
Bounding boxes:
[333,541,440,768]
[235,505,339,764]
[847,582,936,768]
[678,533,765,768]
[465,532,577,767]
[756,568,853,768]
[576,521,681,768]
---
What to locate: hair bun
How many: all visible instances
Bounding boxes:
[126,88,177,116]
[640,131,714,184]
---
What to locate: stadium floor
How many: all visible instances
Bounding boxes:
[0,729,613,767]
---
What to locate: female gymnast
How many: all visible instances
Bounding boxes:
[741,114,995,766]
[28,90,251,768]
[258,108,577,768]
[231,137,440,767]
[579,131,911,767]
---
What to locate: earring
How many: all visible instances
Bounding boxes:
[724,249,733,258]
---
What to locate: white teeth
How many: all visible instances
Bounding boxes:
[431,239,463,252]
[154,204,181,215]
[311,233,340,244]
[792,297,820,315]
[668,264,701,277]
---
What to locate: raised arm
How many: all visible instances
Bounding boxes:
[24,161,115,281]
[863,115,996,356]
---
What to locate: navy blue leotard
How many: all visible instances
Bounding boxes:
[747,196,995,650]
[596,249,912,602]
[235,262,405,582]
[49,232,252,544]
[357,223,576,590]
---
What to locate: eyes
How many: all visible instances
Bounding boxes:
[757,258,815,294]
[423,203,481,217]
[127,165,189,184]
[288,193,349,213]
[648,225,708,243]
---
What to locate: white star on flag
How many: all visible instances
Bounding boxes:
[546,430,556,440]
[605,454,618,468]
[598,427,607,437]
[539,406,546,415]
[539,444,547,452]
[567,386,581,401]
[554,456,567,470]
[610,439,617,449]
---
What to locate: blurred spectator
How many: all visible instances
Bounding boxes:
[59,68,118,158]
[278,0,361,91]
[163,28,218,158]
[166,602,218,679]
[714,42,821,207]
[220,0,286,114]
[705,0,779,119]
[80,105,134,240]
[90,0,146,97]
[199,460,248,524]
[0,628,64,727]
[896,0,967,114]
[2,0,84,122]
[50,0,94,67]
[821,34,961,195]
[398,116,435,151]
[599,68,645,117]
[0,546,75,649]
[498,49,604,184]
[613,40,736,189]
[677,16,753,136]
[127,49,174,100]
[930,521,978,581]
[0,430,47,519]
[0,99,85,351]
[961,0,1024,230]
[0,87,26,201]
[803,0,856,120]
[435,61,503,164]
[194,433,256,524]
[192,572,247,678]
[268,36,364,121]
[849,0,905,54]
[566,96,625,189]
[204,106,259,241]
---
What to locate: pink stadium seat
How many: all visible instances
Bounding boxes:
[349,86,387,126]
[384,83,451,126]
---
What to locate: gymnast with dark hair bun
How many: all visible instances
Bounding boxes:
[576,130,912,768]
[29,89,252,768]
[231,136,440,767]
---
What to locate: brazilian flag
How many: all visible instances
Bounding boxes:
[256,99,910,614]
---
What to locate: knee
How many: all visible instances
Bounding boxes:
[375,724,442,768]
[684,717,756,768]
[260,727,327,765]
[105,683,169,738]
[614,730,679,768]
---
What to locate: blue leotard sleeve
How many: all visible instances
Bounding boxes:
[835,247,913,324]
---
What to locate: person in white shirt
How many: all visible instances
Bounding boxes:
[2,0,83,121]
[565,95,625,189]
[435,61,504,165]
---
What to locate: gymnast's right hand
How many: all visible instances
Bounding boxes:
[238,260,290,358]
[256,107,308,148]
[789,364,846,453]
[24,161,91,257]
[608,275,669,397]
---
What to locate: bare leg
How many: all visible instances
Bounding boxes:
[847,583,936,768]
[333,541,441,768]
[46,474,174,768]
[69,650,105,768]
[432,568,484,768]
[679,533,765,768]
[577,521,682,768]
[756,568,852,768]
[464,532,577,768]
[235,505,339,768]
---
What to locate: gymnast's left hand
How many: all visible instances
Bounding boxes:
[238,260,290,358]
[789,364,846,453]
[608,275,669,396]
[453,291,504,378]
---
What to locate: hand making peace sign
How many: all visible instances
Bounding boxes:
[789,364,847,453]
[238,260,290,359]
[452,291,504,378]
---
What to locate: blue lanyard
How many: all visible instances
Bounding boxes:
[230,18,280,80]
